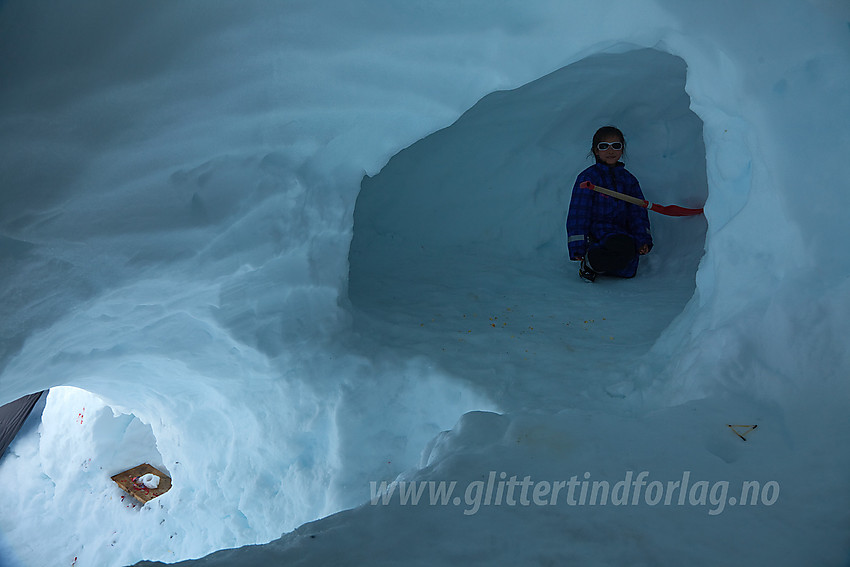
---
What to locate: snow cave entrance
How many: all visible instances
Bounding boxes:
[348,48,708,409]
[37,386,168,492]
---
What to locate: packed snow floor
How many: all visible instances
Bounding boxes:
[348,247,699,414]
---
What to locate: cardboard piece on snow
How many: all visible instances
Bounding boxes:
[111,463,172,504]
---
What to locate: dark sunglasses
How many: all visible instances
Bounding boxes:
[596,142,623,151]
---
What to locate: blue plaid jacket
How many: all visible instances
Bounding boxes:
[566,162,653,274]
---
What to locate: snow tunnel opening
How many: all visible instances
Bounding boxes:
[37,386,168,489]
[347,48,708,409]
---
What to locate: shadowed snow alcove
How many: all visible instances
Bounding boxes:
[347,48,708,409]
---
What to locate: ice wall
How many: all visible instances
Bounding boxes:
[1,0,849,565]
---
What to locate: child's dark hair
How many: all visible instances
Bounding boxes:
[589,125,626,162]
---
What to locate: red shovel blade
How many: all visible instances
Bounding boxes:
[648,203,704,217]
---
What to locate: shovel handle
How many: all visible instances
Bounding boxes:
[579,181,649,208]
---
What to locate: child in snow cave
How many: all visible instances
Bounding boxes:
[566,126,653,282]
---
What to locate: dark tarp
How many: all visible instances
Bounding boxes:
[0,391,45,458]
